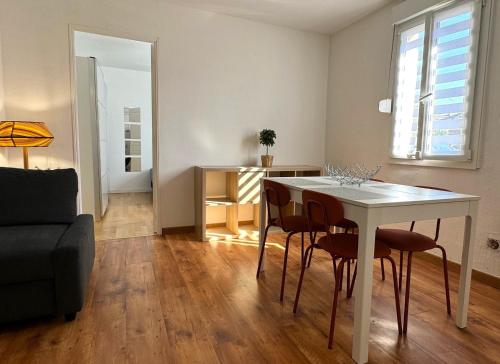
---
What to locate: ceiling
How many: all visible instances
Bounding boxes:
[74,32,151,72]
[164,0,396,34]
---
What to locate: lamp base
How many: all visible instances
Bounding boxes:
[23,147,29,169]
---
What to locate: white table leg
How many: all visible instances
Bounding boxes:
[457,200,479,327]
[352,208,378,364]
[258,179,266,272]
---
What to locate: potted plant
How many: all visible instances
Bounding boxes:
[259,129,276,167]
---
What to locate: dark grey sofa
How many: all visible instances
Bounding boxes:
[0,167,95,323]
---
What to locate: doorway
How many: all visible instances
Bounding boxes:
[71,30,159,241]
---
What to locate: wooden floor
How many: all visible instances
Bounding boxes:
[1,233,500,363]
[94,192,154,241]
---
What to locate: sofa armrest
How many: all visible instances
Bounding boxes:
[52,214,95,315]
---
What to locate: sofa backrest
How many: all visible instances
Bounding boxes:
[0,167,78,226]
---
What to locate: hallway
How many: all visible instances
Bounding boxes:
[94,192,154,241]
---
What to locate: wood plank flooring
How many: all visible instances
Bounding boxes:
[1,233,499,363]
[94,192,154,241]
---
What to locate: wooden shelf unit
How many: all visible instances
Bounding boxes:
[195,165,322,241]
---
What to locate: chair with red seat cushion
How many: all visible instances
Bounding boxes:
[376,185,452,333]
[293,189,402,349]
[331,218,386,291]
[256,179,320,301]
[313,178,386,290]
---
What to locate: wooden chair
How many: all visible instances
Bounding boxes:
[307,178,386,292]
[376,185,452,333]
[256,180,319,301]
[293,189,402,349]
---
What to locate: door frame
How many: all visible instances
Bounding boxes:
[68,24,161,234]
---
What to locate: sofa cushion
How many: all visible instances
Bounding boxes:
[0,224,69,285]
[0,167,78,226]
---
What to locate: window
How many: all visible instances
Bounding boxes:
[124,107,142,172]
[391,0,487,165]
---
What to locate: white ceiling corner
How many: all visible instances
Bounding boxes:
[163,0,396,34]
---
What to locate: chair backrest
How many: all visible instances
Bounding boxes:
[263,180,291,223]
[263,179,290,207]
[0,167,78,226]
[302,190,344,234]
[411,185,452,241]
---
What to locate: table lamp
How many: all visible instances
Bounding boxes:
[0,121,54,169]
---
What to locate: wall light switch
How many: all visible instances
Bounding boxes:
[378,99,392,114]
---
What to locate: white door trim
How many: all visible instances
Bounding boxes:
[68,24,161,234]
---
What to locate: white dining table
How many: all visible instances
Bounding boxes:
[257,176,480,363]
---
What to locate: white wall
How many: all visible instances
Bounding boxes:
[158,7,329,228]
[102,66,152,193]
[326,1,500,277]
[0,0,329,228]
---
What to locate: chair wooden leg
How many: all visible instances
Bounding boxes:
[280,232,294,302]
[347,259,351,294]
[347,262,357,298]
[403,251,413,334]
[293,245,314,313]
[380,258,386,281]
[300,232,305,265]
[307,231,317,268]
[339,260,344,291]
[399,250,404,291]
[436,245,451,315]
[256,225,271,278]
[386,256,402,334]
[328,258,345,349]
[307,246,314,268]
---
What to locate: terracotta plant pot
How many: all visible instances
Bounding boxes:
[261,155,274,167]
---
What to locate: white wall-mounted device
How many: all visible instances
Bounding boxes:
[378,98,392,114]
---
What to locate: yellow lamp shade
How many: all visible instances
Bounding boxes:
[0,121,54,147]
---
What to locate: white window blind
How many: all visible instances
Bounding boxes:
[392,22,425,158]
[425,2,475,157]
[391,0,482,161]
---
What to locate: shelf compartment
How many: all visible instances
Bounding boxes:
[205,204,239,234]
[238,170,264,204]
[206,171,238,201]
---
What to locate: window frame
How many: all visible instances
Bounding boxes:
[388,0,492,169]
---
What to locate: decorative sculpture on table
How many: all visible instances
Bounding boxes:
[325,164,382,187]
